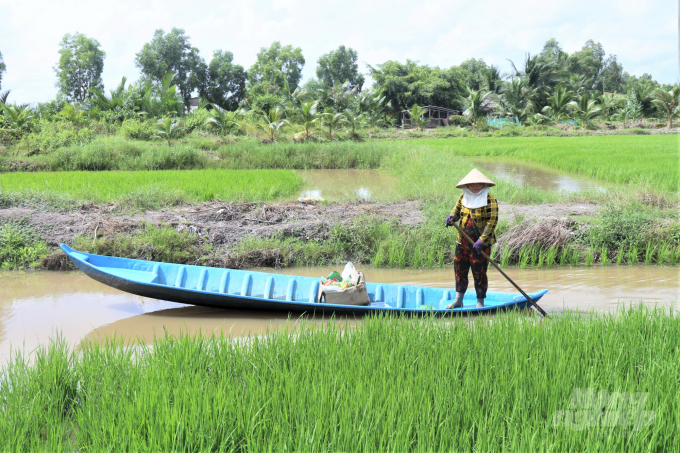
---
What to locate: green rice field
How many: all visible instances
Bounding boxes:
[412,135,678,192]
[0,169,302,205]
[1,307,677,451]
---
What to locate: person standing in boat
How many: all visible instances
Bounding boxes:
[445,169,498,309]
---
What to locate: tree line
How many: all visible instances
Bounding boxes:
[0,30,677,135]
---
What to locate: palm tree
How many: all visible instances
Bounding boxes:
[565,74,591,96]
[254,107,288,141]
[318,108,343,140]
[58,102,88,125]
[628,82,656,118]
[508,53,560,107]
[0,103,34,129]
[89,77,127,111]
[155,117,185,145]
[500,77,537,123]
[568,94,602,129]
[542,84,575,125]
[613,105,640,129]
[356,90,392,127]
[598,92,625,120]
[294,101,320,140]
[483,65,504,94]
[205,104,241,136]
[342,109,364,138]
[651,86,680,128]
[461,88,496,130]
[407,104,430,131]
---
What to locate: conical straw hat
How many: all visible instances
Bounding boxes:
[456,168,495,188]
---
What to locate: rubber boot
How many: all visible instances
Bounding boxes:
[476,298,484,308]
[448,292,464,309]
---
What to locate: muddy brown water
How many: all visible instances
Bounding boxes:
[290,169,400,201]
[1,266,677,362]
[471,158,606,192]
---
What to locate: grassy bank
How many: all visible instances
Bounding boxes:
[0,169,302,209]
[413,135,678,192]
[1,307,677,451]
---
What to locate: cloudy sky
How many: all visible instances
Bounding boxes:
[1,0,676,104]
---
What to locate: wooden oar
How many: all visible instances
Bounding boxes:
[450,223,548,318]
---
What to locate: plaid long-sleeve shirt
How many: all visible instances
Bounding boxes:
[450,193,499,246]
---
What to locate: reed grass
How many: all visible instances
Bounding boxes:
[1,306,679,451]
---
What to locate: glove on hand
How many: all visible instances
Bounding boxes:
[473,239,485,253]
[445,215,455,227]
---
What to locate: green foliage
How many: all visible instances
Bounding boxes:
[651,86,680,128]
[247,41,305,95]
[0,218,47,269]
[461,88,496,129]
[202,50,246,111]
[204,105,240,136]
[119,118,155,140]
[20,119,93,153]
[135,28,205,110]
[316,45,364,90]
[75,223,201,264]
[407,104,429,131]
[0,50,5,91]
[542,84,575,125]
[254,106,288,141]
[155,117,186,144]
[568,93,602,129]
[54,33,105,102]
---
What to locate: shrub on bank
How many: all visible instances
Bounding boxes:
[119,118,155,141]
[0,218,48,269]
[20,120,94,153]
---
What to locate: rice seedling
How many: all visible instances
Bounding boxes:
[656,242,671,265]
[670,246,680,265]
[559,246,570,266]
[500,246,512,267]
[570,247,581,266]
[0,169,303,205]
[388,243,397,267]
[518,245,530,269]
[397,246,407,268]
[627,246,639,265]
[530,244,540,267]
[416,135,678,192]
[437,250,445,267]
[546,246,558,267]
[412,245,422,268]
[584,248,594,266]
[600,247,609,265]
[537,247,546,268]
[644,242,655,265]
[616,247,625,265]
[373,246,384,268]
[2,306,680,451]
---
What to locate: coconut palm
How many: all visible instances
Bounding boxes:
[542,84,575,125]
[356,90,392,127]
[613,105,640,129]
[254,107,288,142]
[318,108,343,140]
[598,92,625,120]
[294,101,320,140]
[407,104,430,131]
[483,65,504,94]
[155,117,185,144]
[58,102,88,125]
[342,109,364,138]
[628,82,656,118]
[500,77,537,123]
[205,104,241,136]
[565,74,591,96]
[568,94,602,129]
[89,77,127,111]
[651,86,680,128]
[461,88,496,130]
[0,103,34,129]
[508,53,560,106]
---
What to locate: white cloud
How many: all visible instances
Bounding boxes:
[0,0,676,104]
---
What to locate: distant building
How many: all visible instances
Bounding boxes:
[188,97,200,112]
[400,106,461,128]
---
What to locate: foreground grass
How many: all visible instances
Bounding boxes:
[0,169,302,209]
[1,307,677,451]
[413,135,678,193]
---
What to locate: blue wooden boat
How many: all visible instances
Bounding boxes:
[61,244,548,315]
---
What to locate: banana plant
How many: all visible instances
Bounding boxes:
[295,101,320,140]
[318,108,343,140]
[651,86,680,128]
[254,107,288,141]
[568,94,602,129]
[205,105,241,136]
[155,117,186,145]
[542,84,575,125]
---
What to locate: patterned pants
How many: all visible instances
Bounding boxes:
[454,218,491,299]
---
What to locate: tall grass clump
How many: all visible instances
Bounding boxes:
[0,218,47,269]
[1,306,679,451]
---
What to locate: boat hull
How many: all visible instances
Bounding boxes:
[61,244,548,316]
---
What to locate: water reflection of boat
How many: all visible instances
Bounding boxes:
[61,244,548,315]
